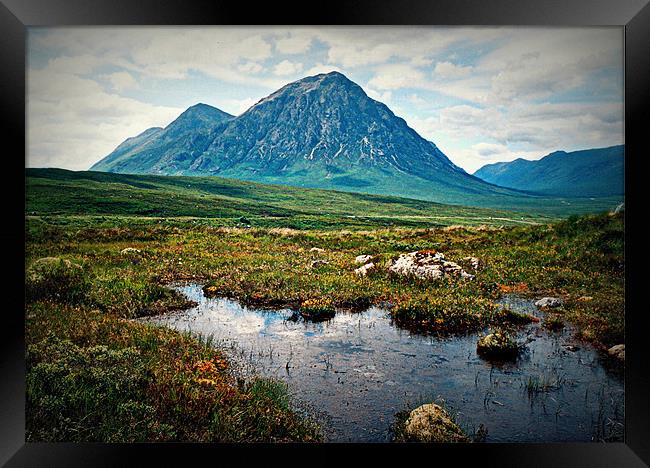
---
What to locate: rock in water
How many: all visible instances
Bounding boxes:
[535,297,563,308]
[476,330,520,359]
[403,403,469,443]
[388,251,474,280]
[607,344,625,360]
[355,254,373,264]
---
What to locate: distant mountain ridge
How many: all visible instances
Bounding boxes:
[473,146,624,197]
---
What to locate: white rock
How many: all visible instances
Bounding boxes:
[120,247,141,255]
[535,297,563,308]
[608,344,625,360]
[309,247,325,253]
[355,254,373,264]
[354,262,375,277]
[388,251,472,281]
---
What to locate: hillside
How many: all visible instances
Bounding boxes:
[27,169,625,231]
[473,146,624,197]
[89,72,564,208]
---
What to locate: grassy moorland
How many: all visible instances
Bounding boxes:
[25,169,625,442]
[26,168,622,224]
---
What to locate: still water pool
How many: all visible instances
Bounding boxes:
[139,284,624,443]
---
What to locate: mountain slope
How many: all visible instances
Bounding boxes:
[90,103,235,174]
[473,146,624,197]
[89,72,618,208]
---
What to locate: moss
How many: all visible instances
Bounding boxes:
[397,403,469,443]
[300,298,336,321]
[476,329,520,359]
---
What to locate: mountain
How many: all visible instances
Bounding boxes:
[90,103,235,173]
[90,72,590,207]
[473,145,624,197]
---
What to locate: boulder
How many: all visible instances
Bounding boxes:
[355,254,373,264]
[403,403,469,443]
[120,247,141,255]
[388,251,474,281]
[309,247,325,253]
[354,262,375,277]
[608,344,625,360]
[535,297,563,308]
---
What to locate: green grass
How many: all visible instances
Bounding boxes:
[26,300,322,442]
[24,170,625,442]
[26,168,621,225]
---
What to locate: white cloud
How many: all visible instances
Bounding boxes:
[237,61,264,74]
[275,32,313,54]
[104,71,138,91]
[27,67,183,170]
[367,64,426,90]
[364,87,392,104]
[406,94,426,106]
[221,97,258,116]
[273,60,304,76]
[434,61,473,79]
[446,144,544,173]
[303,63,342,76]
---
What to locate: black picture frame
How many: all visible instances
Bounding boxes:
[3,0,649,465]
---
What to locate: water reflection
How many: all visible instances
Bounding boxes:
[138,284,624,443]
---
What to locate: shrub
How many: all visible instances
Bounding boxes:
[26,257,90,304]
[299,298,335,321]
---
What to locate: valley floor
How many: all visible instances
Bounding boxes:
[25,212,624,442]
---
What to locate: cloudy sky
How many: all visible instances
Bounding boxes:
[27,26,623,173]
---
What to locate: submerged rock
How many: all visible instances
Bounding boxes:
[388,251,474,281]
[355,254,373,264]
[403,403,469,443]
[535,297,563,308]
[354,262,375,277]
[608,344,625,360]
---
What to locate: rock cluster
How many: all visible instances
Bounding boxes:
[388,251,474,280]
[403,403,469,443]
